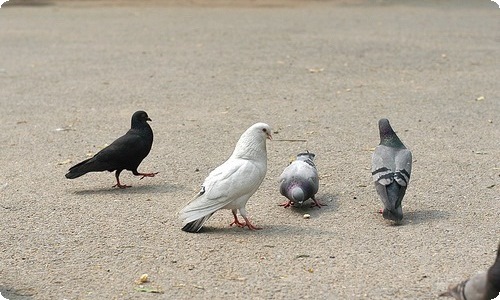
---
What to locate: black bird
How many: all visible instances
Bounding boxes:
[65,110,158,188]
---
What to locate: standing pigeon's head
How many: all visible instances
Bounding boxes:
[131,111,152,127]
[233,122,272,159]
[247,122,273,141]
[378,118,404,148]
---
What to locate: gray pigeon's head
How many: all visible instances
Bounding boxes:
[296,151,316,167]
[131,111,152,127]
[296,151,315,161]
[378,118,405,148]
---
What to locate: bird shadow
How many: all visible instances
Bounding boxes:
[199,223,333,236]
[0,285,34,300]
[72,182,183,196]
[400,209,451,226]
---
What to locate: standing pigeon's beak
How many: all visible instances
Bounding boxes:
[267,133,273,140]
[147,117,152,122]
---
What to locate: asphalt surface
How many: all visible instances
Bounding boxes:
[0,1,499,299]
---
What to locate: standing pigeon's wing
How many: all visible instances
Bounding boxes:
[179,157,264,225]
[394,149,412,187]
[372,146,411,221]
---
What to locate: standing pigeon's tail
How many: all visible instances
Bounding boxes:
[181,214,214,233]
[65,158,95,179]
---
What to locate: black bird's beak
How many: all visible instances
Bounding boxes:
[147,117,152,122]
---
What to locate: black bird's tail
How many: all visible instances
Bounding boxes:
[65,158,94,179]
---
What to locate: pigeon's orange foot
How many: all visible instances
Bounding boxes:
[230,219,246,228]
[311,199,326,208]
[138,172,159,180]
[242,216,262,230]
[278,201,293,208]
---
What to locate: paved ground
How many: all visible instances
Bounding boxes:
[0,1,499,299]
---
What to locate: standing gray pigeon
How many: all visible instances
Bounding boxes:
[371,118,412,222]
[279,151,322,208]
[440,242,500,300]
[65,110,158,188]
[178,122,272,233]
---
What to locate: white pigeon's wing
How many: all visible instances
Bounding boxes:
[179,158,264,224]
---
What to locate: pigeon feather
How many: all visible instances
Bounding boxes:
[440,242,500,300]
[371,118,412,222]
[178,122,272,233]
[279,152,320,207]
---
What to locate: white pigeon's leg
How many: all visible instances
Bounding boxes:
[229,209,246,228]
[239,208,262,230]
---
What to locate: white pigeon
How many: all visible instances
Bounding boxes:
[179,122,272,233]
[371,118,412,222]
[440,242,500,300]
[279,151,322,208]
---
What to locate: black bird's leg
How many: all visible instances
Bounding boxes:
[132,170,159,180]
[112,170,131,188]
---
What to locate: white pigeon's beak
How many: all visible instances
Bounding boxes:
[267,133,273,140]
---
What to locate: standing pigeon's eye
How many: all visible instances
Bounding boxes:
[262,128,267,133]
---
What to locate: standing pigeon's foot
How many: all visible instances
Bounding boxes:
[229,219,246,228]
[378,209,383,214]
[138,172,159,180]
[242,216,262,230]
[230,211,246,228]
[278,201,293,208]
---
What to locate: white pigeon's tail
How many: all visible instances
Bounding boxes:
[182,213,214,233]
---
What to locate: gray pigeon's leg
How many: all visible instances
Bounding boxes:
[278,200,293,208]
[310,195,326,208]
[112,169,131,189]
[229,209,246,227]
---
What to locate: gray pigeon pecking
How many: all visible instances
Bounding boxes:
[371,118,412,222]
[440,242,500,300]
[65,110,158,188]
[178,122,272,233]
[279,151,322,208]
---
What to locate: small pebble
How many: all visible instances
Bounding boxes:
[303,214,311,219]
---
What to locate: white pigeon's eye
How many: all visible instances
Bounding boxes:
[262,128,267,133]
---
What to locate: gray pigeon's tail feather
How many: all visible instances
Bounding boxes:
[488,242,500,294]
[182,213,213,233]
[65,158,94,179]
